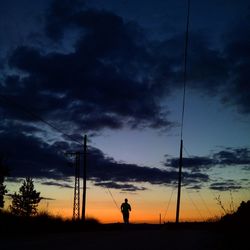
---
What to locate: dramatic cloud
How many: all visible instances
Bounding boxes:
[164,147,250,191]
[165,156,214,172]
[1,0,249,139]
[165,147,250,171]
[1,120,248,192]
[0,131,69,180]
[213,148,250,166]
[1,121,210,190]
[1,0,172,133]
[1,0,249,195]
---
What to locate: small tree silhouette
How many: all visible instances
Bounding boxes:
[10,177,42,216]
[0,156,8,209]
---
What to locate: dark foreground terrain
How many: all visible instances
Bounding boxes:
[0,223,247,250]
[1,201,249,249]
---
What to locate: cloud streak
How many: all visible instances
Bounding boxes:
[165,147,250,170]
[0,122,211,190]
[3,118,249,192]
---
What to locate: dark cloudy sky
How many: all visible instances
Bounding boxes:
[0,0,249,222]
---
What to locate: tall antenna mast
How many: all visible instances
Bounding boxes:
[176,0,190,224]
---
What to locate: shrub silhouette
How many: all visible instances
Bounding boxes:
[220,200,250,226]
[0,156,8,208]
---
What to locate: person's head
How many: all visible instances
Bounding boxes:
[125,198,128,203]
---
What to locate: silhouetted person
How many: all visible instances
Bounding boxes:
[121,198,131,224]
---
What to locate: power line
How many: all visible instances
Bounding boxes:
[0,94,124,217]
[180,0,190,141]
[0,94,83,145]
[176,0,191,224]
[185,190,205,221]
[163,187,175,222]
[106,187,120,212]
[197,191,214,218]
[183,145,192,157]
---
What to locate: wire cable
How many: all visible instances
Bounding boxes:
[0,94,83,145]
[180,0,190,140]
[176,0,191,224]
[106,187,120,212]
[0,94,125,215]
[185,190,205,221]
[163,187,175,221]
[197,191,214,218]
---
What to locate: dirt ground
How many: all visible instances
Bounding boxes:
[1,226,245,250]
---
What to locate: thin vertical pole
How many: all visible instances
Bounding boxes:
[82,135,87,221]
[176,0,190,224]
[175,139,183,223]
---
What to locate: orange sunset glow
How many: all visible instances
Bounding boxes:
[29,181,245,224]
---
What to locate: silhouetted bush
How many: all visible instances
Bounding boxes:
[220,200,250,227]
[0,156,8,208]
[0,209,100,236]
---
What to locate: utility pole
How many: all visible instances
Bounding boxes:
[175,139,183,223]
[66,151,81,220]
[176,0,190,224]
[82,134,87,222]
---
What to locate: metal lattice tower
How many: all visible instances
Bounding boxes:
[66,152,81,220]
[66,135,87,221]
[73,152,80,220]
